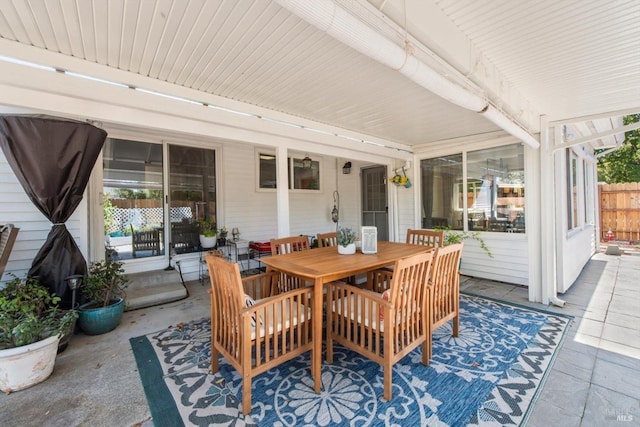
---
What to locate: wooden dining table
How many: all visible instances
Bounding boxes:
[261,241,432,393]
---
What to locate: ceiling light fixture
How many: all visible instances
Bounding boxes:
[302,155,313,168]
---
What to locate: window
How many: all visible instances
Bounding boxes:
[103,139,218,259]
[567,149,579,230]
[259,153,276,189]
[421,154,463,230]
[258,152,320,190]
[467,145,525,233]
[292,157,320,190]
[421,143,525,233]
[584,163,594,225]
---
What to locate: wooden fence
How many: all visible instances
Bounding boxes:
[599,182,640,242]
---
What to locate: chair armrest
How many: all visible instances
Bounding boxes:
[329,281,390,306]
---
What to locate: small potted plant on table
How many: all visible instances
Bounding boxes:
[0,275,77,392]
[78,260,128,335]
[337,226,357,255]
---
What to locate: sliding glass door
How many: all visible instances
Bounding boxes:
[103,139,164,260]
[168,145,216,254]
[103,139,217,262]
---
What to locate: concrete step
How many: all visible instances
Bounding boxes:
[125,269,187,311]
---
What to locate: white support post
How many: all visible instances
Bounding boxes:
[276,146,290,237]
[538,116,559,305]
[527,136,542,303]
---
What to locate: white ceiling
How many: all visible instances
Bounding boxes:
[0,0,638,149]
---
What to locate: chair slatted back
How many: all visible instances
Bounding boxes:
[327,251,433,401]
[406,228,444,248]
[426,243,463,361]
[270,235,310,255]
[387,253,433,353]
[317,232,338,248]
[132,225,160,257]
[207,254,244,363]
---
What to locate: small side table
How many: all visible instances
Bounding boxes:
[229,239,251,272]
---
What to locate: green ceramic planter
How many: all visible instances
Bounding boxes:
[78,298,124,335]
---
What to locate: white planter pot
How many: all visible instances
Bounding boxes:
[338,243,356,255]
[0,335,60,392]
[199,235,217,249]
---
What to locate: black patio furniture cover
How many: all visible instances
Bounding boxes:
[0,115,107,303]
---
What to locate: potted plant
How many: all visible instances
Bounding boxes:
[78,260,128,335]
[337,227,357,255]
[217,226,228,247]
[198,220,217,248]
[0,275,77,392]
[436,226,493,258]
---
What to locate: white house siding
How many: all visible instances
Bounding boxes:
[395,176,416,243]
[0,148,87,283]
[460,233,529,285]
[335,161,364,233]
[558,225,597,293]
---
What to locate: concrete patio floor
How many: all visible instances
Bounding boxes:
[0,250,638,426]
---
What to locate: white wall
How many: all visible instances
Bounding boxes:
[460,233,529,285]
[174,143,368,281]
[554,147,598,293]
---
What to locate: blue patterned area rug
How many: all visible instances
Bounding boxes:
[130,294,572,427]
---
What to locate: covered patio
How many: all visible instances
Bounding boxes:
[1,0,639,304]
[0,251,638,425]
[1,0,640,424]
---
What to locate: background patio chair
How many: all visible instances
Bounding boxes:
[170,222,200,253]
[131,225,160,257]
[269,235,310,255]
[269,236,312,293]
[406,228,444,248]
[326,251,433,400]
[426,243,463,361]
[206,254,314,414]
[316,231,337,248]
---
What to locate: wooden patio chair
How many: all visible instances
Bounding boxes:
[326,251,433,400]
[406,228,444,248]
[269,235,310,255]
[316,231,338,248]
[131,225,160,257]
[0,224,19,280]
[426,243,463,361]
[170,222,200,253]
[269,235,312,293]
[206,253,314,414]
